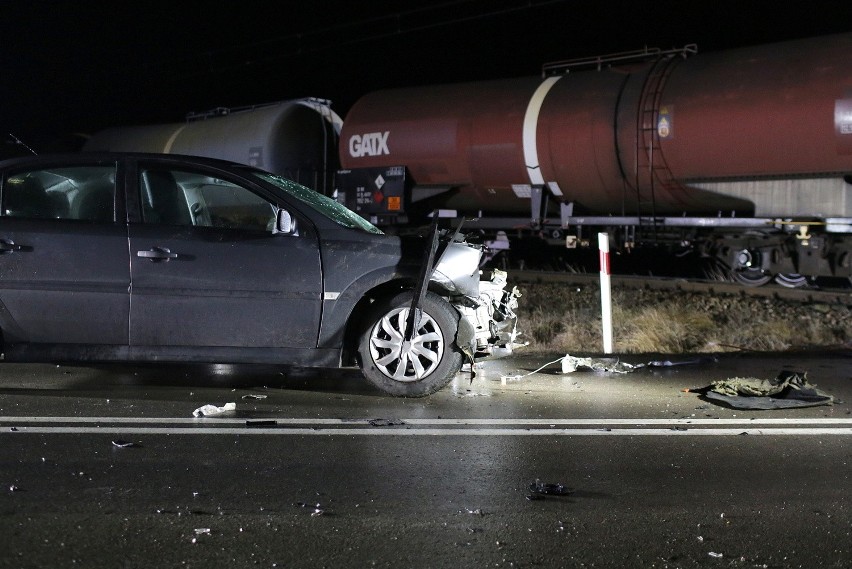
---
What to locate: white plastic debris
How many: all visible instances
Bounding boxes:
[500,375,523,385]
[192,402,236,417]
[561,356,579,373]
[561,354,635,374]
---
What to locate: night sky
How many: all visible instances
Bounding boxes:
[3,0,851,155]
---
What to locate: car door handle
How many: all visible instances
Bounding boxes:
[0,239,21,254]
[137,247,179,261]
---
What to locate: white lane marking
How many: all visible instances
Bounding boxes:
[1,417,851,426]
[3,417,851,436]
[4,426,852,436]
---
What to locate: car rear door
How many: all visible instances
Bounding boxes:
[0,160,129,346]
[127,160,323,349]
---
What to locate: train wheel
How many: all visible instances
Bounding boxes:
[731,268,772,287]
[774,273,808,288]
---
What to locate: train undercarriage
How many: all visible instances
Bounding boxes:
[462,212,852,288]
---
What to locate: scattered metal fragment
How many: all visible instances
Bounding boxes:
[9,485,20,492]
[245,420,277,427]
[192,402,236,417]
[191,528,212,543]
[111,440,140,448]
[241,394,268,400]
[562,355,634,374]
[708,551,723,558]
[295,501,328,516]
[368,418,405,427]
[528,479,575,497]
[562,354,706,374]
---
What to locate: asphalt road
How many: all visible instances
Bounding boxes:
[1,351,850,568]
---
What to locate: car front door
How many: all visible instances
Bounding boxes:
[127,162,323,350]
[0,162,129,346]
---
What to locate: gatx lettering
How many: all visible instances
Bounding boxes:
[349,132,390,157]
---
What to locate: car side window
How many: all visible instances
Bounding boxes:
[140,167,277,232]
[2,166,116,222]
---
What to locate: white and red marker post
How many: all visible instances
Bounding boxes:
[598,233,614,354]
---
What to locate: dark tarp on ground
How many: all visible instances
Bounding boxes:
[698,371,834,410]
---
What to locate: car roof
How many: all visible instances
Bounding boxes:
[0,152,249,171]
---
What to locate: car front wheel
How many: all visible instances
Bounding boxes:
[357,291,463,397]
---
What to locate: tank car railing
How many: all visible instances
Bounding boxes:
[542,44,696,76]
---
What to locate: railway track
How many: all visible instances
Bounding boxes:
[508,270,852,306]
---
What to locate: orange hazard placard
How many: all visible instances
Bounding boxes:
[386,196,401,211]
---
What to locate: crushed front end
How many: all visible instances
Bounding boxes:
[429,239,522,363]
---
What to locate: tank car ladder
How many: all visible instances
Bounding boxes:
[634,46,696,240]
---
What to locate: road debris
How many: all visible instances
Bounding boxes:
[562,355,706,374]
[191,528,212,544]
[192,402,236,417]
[240,394,268,400]
[692,371,833,410]
[368,418,406,427]
[501,354,705,382]
[245,420,277,427]
[527,479,575,500]
[500,355,565,382]
[111,440,140,448]
[295,502,327,516]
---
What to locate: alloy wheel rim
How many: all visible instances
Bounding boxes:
[369,307,444,382]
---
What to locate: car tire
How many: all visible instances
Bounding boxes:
[357,291,463,397]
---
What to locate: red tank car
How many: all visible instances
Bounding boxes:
[338,33,852,284]
[340,33,852,219]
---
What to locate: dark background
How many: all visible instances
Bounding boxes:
[3,0,852,154]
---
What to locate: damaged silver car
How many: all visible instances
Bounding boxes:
[0,153,520,396]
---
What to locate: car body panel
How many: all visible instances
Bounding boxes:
[0,153,520,382]
[315,230,420,349]
[0,157,129,347]
[0,218,129,344]
[128,223,323,348]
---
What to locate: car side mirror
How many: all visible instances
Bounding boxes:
[276,208,293,234]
